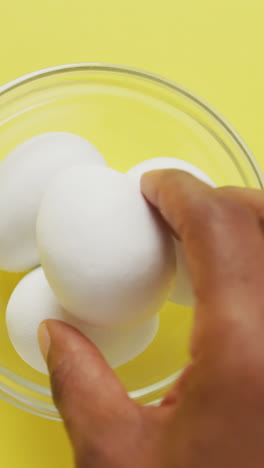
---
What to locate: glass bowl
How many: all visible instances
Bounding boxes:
[0,64,263,420]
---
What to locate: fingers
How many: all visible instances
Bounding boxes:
[141,170,264,357]
[141,170,264,301]
[38,320,134,448]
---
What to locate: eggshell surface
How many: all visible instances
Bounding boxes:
[127,157,215,307]
[6,268,159,374]
[37,166,176,327]
[0,132,106,272]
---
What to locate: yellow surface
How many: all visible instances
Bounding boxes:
[0,1,264,467]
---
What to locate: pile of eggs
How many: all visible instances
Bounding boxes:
[2,132,214,374]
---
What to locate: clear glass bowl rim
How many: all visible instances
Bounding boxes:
[0,63,263,420]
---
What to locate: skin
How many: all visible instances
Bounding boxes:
[38,170,264,467]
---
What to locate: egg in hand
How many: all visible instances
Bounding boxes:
[0,132,106,272]
[37,166,176,328]
[6,268,159,374]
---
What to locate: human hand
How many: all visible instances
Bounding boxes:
[38,171,264,467]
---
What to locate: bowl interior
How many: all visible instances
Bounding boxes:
[0,65,262,418]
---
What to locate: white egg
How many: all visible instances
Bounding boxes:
[37,166,176,327]
[127,157,216,307]
[0,132,106,273]
[6,268,159,374]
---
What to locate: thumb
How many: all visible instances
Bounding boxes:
[38,319,133,446]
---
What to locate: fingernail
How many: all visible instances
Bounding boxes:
[38,322,51,361]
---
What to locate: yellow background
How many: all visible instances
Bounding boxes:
[0,0,264,466]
